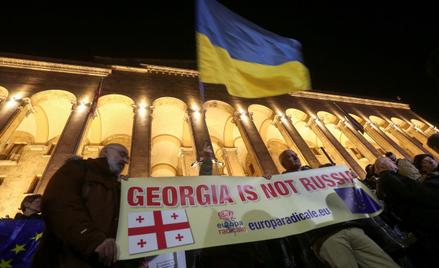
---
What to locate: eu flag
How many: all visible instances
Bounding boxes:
[196,0,311,98]
[0,220,44,268]
[334,187,382,214]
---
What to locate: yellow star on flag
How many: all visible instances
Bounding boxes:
[10,244,26,254]
[0,259,12,268]
[31,232,43,241]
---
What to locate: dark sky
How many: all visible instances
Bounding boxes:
[1,1,438,125]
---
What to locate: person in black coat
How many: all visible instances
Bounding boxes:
[413,154,439,190]
[374,157,439,246]
[14,194,42,220]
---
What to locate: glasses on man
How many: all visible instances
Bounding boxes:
[422,158,433,164]
[106,147,130,161]
[32,199,40,203]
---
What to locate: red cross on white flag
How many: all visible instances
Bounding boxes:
[127,209,194,255]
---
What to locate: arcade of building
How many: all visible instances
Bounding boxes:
[0,55,437,217]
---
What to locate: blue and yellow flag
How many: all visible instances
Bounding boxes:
[196,0,311,98]
[0,220,44,268]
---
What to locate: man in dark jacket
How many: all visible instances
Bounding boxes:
[277,150,398,268]
[375,156,439,246]
[31,143,129,267]
[413,154,439,189]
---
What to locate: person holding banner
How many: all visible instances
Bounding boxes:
[277,150,399,268]
[31,144,131,267]
[198,142,263,268]
[375,156,439,248]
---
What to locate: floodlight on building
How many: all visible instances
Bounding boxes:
[238,110,247,120]
[7,99,15,107]
[139,103,146,116]
[78,98,88,112]
[7,93,22,107]
[312,115,321,124]
[278,112,286,121]
[194,107,200,120]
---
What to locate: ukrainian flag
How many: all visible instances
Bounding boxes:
[196,0,311,98]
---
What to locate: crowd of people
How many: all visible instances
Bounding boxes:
[7,133,439,267]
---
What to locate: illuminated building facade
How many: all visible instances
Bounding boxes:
[0,54,437,217]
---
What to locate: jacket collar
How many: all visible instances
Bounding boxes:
[84,157,119,185]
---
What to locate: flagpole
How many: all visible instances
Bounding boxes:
[74,77,103,155]
[320,147,336,166]
[333,102,386,153]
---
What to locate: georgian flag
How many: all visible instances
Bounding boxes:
[127,209,194,255]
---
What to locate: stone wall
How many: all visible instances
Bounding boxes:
[0,145,50,217]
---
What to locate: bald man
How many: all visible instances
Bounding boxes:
[32,144,130,267]
[277,151,399,268]
[374,157,439,247]
[279,149,302,172]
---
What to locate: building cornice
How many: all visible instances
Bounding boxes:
[0,57,111,76]
[140,64,199,77]
[111,65,150,73]
[289,91,410,109]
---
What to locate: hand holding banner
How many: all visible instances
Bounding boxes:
[116,165,381,260]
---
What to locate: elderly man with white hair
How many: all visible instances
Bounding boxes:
[32,144,131,267]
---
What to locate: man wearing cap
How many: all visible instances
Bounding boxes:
[32,143,130,267]
[413,154,439,189]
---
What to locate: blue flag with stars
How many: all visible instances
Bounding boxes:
[334,187,382,214]
[0,220,44,268]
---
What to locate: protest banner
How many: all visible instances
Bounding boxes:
[116,165,381,260]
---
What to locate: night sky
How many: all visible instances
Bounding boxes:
[1,1,438,125]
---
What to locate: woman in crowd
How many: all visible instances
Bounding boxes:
[14,194,42,220]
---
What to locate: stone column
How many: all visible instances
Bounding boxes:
[364,122,411,159]
[0,98,35,151]
[274,115,320,169]
[221,147,245,176]
[406,125,429,143]
[35,102,92,193]
[186,108,220,175]
[424,126,438,136]
[233,111,279,176]
[385,124,431,157]
[336,120,382,162]
[308,118,366,178]
[178,147,198,176]
[403,125,439,158]
[129,105,153,178]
